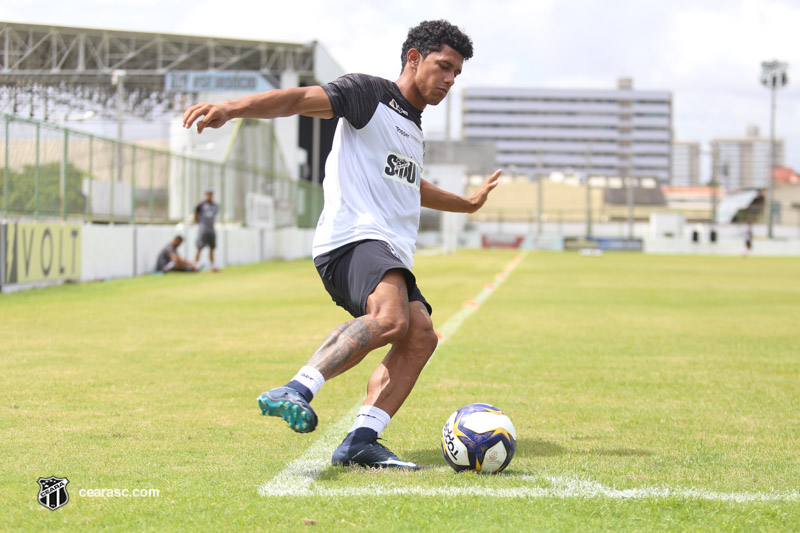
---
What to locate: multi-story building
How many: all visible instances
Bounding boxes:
[462,78,672,183]
[711,126,784,191]
[671,141,701,186]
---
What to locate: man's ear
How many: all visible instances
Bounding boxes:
[407,48,421,68]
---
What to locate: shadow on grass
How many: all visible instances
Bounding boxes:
[587,447,652,457]
[515,438,568,458]
[403,437,568,468]
[315,440,651,478]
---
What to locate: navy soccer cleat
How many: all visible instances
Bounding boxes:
[257,386,318,433]
[331,428,419,470]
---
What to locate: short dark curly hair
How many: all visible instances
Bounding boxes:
[400,20,474,73]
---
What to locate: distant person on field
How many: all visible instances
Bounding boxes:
[194,189,219,271]
[743,223,753,257]
[156,235,197,273]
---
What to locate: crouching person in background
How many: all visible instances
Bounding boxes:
[155,235,198,273]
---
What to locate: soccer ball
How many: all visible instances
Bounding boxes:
[440,403,517,474]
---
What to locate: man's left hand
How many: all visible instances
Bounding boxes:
[468,169,502,212]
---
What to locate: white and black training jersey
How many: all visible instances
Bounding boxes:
[195,201,218,234]
[313,73,424,269]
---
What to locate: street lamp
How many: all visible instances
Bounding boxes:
[760,60,788,239]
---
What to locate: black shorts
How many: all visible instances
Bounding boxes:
[313,239,432,318]
[197,231,216,249]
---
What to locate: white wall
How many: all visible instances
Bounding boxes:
[274,227,315,260]
[451,222,800,257]
[224,227,262,265]
[76,223,316,283]
[12,217,800,291]
[645,235,800,256]
[81,224,135,282]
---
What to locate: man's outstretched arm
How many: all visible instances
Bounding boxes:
[420,169,501,213]
[182,86,334,133]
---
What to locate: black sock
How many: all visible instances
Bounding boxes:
[347,427,378,444]
[285,380,313,403]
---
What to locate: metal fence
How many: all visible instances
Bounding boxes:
[0,112,323,228]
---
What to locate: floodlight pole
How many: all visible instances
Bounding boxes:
[760,60,788,239]
[711,172,718,229]
[585,144,592,238]
[768,86,776,238]
[705,146,718,229]
[537,151,543,236]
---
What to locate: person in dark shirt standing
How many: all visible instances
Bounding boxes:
[194,189,219,271]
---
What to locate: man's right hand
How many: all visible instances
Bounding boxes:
[183,102,232,133]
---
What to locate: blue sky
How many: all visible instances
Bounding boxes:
[3,0,799,174]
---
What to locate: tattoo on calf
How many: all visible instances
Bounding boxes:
[308,317,387,376]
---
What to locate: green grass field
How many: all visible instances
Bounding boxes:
[2,250,799,531]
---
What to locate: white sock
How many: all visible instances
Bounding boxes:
[291,366,325,398]
[349,405,391,437]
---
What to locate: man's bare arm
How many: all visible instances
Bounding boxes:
[182,86,334,133]
[420,169,501,213]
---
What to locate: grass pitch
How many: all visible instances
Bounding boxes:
[2,250,799,531]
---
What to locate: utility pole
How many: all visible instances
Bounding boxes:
[585,144,592,238]
[707,145,719,240]
[109,70,127,224]
[618,80,634,239]
[112,69,127,182]
[537,150,543,236]
[760,60,788,239]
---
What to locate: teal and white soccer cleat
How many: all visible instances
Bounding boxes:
[257,386,318,433]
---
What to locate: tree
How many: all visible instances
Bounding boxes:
[0,162,86,216]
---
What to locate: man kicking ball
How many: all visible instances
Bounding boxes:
[183,19,500,470]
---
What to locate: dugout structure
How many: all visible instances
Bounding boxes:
[0,21,341,118]
[0,22,344,226]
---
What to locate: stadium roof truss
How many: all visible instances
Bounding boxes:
[0,22,335,117]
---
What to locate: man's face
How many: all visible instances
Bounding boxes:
[205,192,213,202]
[411,44,464,107]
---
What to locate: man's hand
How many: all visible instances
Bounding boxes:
[467,169,502,212]
[183,102,233,133]
[182,87,333,134]
[420,169,502,213]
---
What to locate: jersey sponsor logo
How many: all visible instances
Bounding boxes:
[395,126,410,138]
[382,151,421,189]
[388,99,409,117]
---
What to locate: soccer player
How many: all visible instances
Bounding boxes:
[182,20,500,470]
[194,189,219,271]
[155,235,198,273]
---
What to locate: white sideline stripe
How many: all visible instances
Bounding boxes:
[267,475,800,503]
[435,252,527,343]
[258,403,360,497]
[259,252,528,498]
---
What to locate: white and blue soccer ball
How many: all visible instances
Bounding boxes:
[441,403,517,474]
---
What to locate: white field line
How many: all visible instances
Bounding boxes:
[431,251,526,345]
[259,252,528,497]
[258,403,360,497]
[273,475,800,503]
